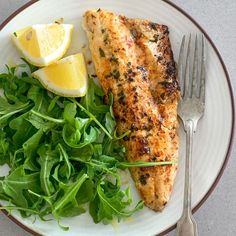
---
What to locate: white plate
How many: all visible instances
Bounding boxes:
[0,0,234,236]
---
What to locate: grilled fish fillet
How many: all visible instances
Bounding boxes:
[83,10,179,211]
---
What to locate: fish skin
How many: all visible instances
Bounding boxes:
[83,9,179,211]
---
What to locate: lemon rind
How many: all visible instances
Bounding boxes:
[12,24,74,67]
[32,69,88,98]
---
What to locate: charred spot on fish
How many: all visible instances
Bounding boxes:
[127,68,136,78]
[114,114,120,120]
[137,65,145,71]
[161,80,179,92]
[137,65,148,79]
[118,91,126,105]
[160,92,166,101]
[169,132,176,139]
[140,146,150,155]
[166,61,176,76]
[110,54,119,63]
[149,22,158,30]
[130,135,136,140]
[130,28,139,40]
[140,138,148,145]
[97,8,101,12]
[131,123,135,130]
[104,34,109,44]
[87,60,92,65]
[161,25,169,34]
[133,94,138,103]
[123,136,130,141]
[156,55,163,62]
[148,117,153,126]
[99,47,105,57]
[120,118,126,123]
[91,74,97,78]
[127,68,133,74]
[128,77,135,82]
[131,123,138,131]
[152,156,157,161]
[139,173,150,185]
[123,72,128,79]
[105,73,112,79]
[142,123,153,131]
[141,112,147,118]
[132,86,137,92]
[139,175,147,185]
[149,34,159,43]
[112,69,120,80]
[101,28,106,33]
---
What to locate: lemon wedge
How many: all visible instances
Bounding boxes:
[12,23,73,67]
[32,53,88,97]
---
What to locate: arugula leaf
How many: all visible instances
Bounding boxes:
[27,113,55,132]
[23,128,43,160]
[90,180,143,223]
[38,145,59,196]
[80,78,108,114]
[9,113,37,147]
[47,95,60,113]
[0,130,9,163]
[70,98,112,139]
[1,166,40,208]
[76,178,94,204]
[52,173,88,219]
[105,112,116,134]
[0,100,31,127]
[57,144,73,180]
[27,86,49,114]
[62,124,99,149]
[63,102,77,126]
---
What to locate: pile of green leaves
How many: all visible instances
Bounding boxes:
[0,62,174,229]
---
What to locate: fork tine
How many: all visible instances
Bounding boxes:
[178,35,186,96]
[183,34,191,98]
[189,34,198,98]
[199,35,206,103]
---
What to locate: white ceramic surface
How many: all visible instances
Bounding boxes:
[0,0,233,236]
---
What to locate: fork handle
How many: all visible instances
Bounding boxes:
[176,119,198,236]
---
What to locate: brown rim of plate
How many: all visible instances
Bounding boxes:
[0,0,235,236]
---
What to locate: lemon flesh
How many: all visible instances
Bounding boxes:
[12,24,73,67]
[32,53,88,97]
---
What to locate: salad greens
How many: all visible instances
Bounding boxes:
[0,62,175,229]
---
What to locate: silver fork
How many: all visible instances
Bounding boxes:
[175,34,206,236]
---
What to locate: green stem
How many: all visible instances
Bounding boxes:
[0,206,40,215]
[0,103,31,122]
[70,157,120,180]
[119,160,177,168]
[30,110,64,124]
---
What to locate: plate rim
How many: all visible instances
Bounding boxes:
[0,0,235,236]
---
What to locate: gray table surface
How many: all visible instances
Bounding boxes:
[0,0,235,235]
